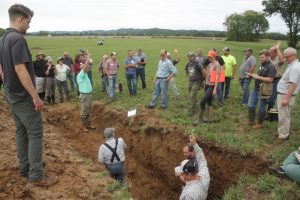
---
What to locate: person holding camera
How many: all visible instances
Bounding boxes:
[134,48,148,89]
[45,56,56,104]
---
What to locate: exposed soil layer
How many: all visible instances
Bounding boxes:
[44,102,272,200]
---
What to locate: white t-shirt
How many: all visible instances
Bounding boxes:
[55,64,69,81]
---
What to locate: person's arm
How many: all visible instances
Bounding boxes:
[232,64,237,79]
[213,63,220,95]
[281,83,297,106]
[275,41,284,65]
[174,48,180,63]
[248,74,274,83]
[0,64,4,80]
[167,61,177,81]
[15,64,43,111]
[98,145,105,163]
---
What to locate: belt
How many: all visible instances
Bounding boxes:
[105,161,124,165]
[278,92,296,96]
[156,77,168,79]
[80,92,92,94]
[274,76,281,80]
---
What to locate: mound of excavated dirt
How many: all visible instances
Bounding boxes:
[44,101,272,200]
[0,97,113,200]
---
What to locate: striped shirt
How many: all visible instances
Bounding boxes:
[180,143,210,200]
[98,138,127,164]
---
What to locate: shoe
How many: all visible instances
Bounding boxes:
[145,104,155,109]
[242,103,247,107]
[30,175,58,187]
[86,124,96,130]
[252,123,263,129]
[267,166,286,178]
[160,106,167,110]
[218,102,223,106]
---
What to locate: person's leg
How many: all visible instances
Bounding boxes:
[108,76,114,98]
[242,78,251,104]
[267,78,279,109]
[101,75,107,92]
[160,79,169,108]
[116,162,125,184]
[87,71,93,87]
[224,77,231,99]
[140,68,146,89]
[132,73,137,95]
[56,79,64,102]
[217,82,223,104]
[51,78,56,103]
[62,81,70,100]
[149,79,161,107]
[277,95,296,139]
[206,86,215,122]
[248,90,259,124]
[126,74,133,95]
[112,75,117,98]
[189,83,200,114]
[8,99,44,181]
[282,152,300,184]
[69,72,75,92]
[45,78,51,104]
[170,77,180,98]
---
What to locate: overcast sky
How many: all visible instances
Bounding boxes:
[0,0,287,33]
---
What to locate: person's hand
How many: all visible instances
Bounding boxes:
[189,134,197,145]
[32,95,44,112]
[275,41,281,49]
[213,88,217,95]
[167,76,172,82]
[174,48,178,54]
[108,75,113,80]
[281,96,289,106]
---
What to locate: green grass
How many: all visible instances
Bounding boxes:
[26,36,300,198]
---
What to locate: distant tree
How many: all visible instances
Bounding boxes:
[0,28,5,37]
[224,10,269,41]
[262,0,300,48]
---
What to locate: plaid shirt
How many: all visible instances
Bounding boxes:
[180,144,210,200]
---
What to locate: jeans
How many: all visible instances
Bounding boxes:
[126,73,137,95]
[136,68,146,89]
[102,75,108,92]
[74,73,80,96]
[105,162,125,184]
[6,96,44,181]
[108,74,117,98]
[200,85,214,109]
[217,82,223,103]
[223,77,232,98]
[67,71,75,92]
[248,89,268,114]
[282,152,300,184]
[169,77,180,97]
[149,78,169,107]
[56,79,69,101]
[240,78,251,104]
[267,78,280,109]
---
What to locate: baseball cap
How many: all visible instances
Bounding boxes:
[111,51,118,56]
[79,48,86,52]
[243,48,253,53]
[207,50,217,58]
[104,127,115,139]
[222,47,230,52]
[174,159,198,175]
[187,51,195,58]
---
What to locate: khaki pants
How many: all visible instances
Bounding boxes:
[277,94,296,139]
[79,93,92,119]
[188,82,201,113]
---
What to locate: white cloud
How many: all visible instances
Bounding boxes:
[0,0,287,33]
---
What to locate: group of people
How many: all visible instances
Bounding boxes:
[1,3,300,199]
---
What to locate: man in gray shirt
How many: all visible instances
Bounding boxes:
[277,47,300,140]
[239,48,256,106]
[134,48,148,89]
[0,4,57,187]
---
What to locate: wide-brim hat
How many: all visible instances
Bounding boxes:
[36,52,45,58]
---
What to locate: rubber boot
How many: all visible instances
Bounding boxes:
[203,106,213,123]
[59,93,64,103]
[192,109,205,126]
[46,96,51,104]
[51,95,56,105]
[252,112,264,129]
[248,107,256,126]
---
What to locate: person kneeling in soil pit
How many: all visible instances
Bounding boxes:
[175,135,210,200]
[98,128,127,185]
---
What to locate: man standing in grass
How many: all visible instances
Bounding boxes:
[104,52,120,101]
[239,48,256,106]
[0,4,57,186]
[63,52,75,92]
[33,52,47,101]
[124,50,138,95]
[247,49,276,129]
[145,49,177,110]
[221,47,237,99]
[134,48,148,89]
[167,49,180,99]
[277,47,300,140]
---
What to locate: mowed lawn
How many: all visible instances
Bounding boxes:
[28,36,300,199]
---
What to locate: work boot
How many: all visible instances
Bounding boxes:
[203,106,213,123]
[248,107,256,126]
[51,95,56,105]
[252,112,265,129]
[30,175,58,187]
[46,96,51,104]
[85,118,96,130]
[192,109,205,126]
[81,118,89,132]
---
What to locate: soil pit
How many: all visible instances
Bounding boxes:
[44,102,271,200]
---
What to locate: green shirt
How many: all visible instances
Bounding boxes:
[222,55,237,77]
[76,69,93,93]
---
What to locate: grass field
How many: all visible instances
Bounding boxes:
[27,36,300,199]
